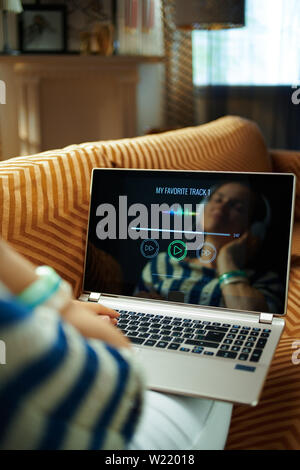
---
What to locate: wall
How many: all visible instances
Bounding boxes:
[0,64,19,160]
[0,2,165,160]
[137,63,165,136]
[0,57,165,160]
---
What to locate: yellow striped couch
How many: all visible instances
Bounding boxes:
[0,116,299,450]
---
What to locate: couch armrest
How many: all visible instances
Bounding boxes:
[226,220,300,450]
[291,221,300,257]
[270,149,300,222]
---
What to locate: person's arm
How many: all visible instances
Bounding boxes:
[0,238,38,295]
[217,232,269,312]
[218,279,269,312]
[0,297,144,449]
[0,239,130,348]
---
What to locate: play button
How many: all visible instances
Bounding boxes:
[168,240,187,261]
[174,246,182,256]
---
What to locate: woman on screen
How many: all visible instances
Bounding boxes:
[136,181,283,314]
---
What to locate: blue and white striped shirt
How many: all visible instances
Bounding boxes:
[0,283,145,450]
[139,253,283,314]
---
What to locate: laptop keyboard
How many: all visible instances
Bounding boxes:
[115,310,271,363]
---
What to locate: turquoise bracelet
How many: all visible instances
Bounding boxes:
[219,270,247,286]
[17,266,62,310]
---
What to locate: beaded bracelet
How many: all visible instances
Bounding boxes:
[17,266,72,311]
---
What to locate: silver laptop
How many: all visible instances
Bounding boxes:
[79,169,296,406]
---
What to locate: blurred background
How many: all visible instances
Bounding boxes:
[0,0,299,161]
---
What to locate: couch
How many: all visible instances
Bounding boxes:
[0,115,299,450]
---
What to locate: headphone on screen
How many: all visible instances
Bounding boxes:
[250,194,271,241]
[197,184,272,241]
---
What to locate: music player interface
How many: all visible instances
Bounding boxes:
[140,239,159,259]
[84,170,294,315]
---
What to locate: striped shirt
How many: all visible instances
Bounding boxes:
[0,283,145,450]
[139,253,284,314]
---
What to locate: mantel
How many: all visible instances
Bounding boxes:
[0,54,165,159]
[0,54,165,67]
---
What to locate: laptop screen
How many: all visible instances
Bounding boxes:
[83,169,295,315]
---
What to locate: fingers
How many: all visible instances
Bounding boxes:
[235,231,258,247]
[233,231,251,244]
[239,231,249,240]
[88,304,120,326]
[237,231,261,260]
[90,303,120,318]
[83,306,118,326]
[99,315,111,323]
[73,300,120,318]
[243,230,261,248]
[70,300,120,326]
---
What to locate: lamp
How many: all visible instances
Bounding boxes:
[175,0,245,30]
[0,0,23,54]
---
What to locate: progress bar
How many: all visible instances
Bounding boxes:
[130,227,231,237]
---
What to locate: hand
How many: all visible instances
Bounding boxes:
[0,239,129,348]
[70,300,120,326]
[61,300,130,348]
[217,231,261,274]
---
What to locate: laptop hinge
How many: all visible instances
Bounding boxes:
[259,313,273,324]
[78,292,101,302]
[88,292,102,302]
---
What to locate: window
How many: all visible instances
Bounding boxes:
[192,0,300,86]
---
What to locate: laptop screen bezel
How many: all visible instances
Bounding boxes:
[82,168,296,317]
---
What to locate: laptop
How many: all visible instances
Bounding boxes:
[78,168,296,406]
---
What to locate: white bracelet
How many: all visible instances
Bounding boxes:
[18,265,73,311]
[42,279,73,311]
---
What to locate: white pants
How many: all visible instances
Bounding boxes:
[128,391,233,450]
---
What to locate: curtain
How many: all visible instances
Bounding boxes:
[162,0,300,149]
[193,0,300,150]
[195,85,300,150]
[193,0,300,87]
[161,0,195,128]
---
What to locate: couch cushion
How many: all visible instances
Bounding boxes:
[292,222,300,259]
[226,336,300,450]
[99,116,272,172]
[0,144,112,297]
